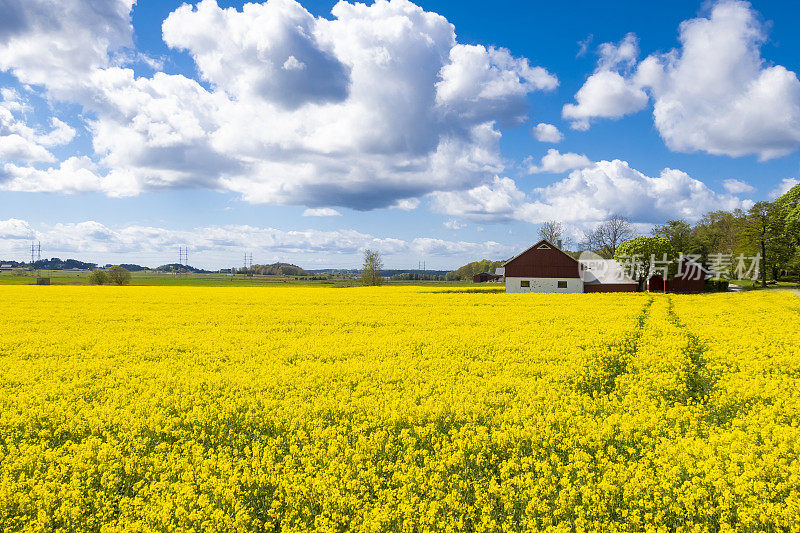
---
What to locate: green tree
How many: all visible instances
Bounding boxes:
[445,259,505,281]
[692,210,745,263]
[88,269,109,285]
[740,201,793,287]
[360,249,383,286]
[107,265,131,285]
[615,236,677,291]
[652,219,694,254]
[772,183,800,282]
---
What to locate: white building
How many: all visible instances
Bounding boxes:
[503,240,637,293]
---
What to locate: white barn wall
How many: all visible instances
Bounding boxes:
[505,277,584,294]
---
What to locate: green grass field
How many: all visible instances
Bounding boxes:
[0,270,476,287]
[728,278,800,290]
[3,269,798,290]
[0,270,321,286]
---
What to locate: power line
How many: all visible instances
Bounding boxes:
[30,241,41,264]
[178,246,189,266]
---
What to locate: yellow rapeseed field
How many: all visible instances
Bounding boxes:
[0,286,798,532]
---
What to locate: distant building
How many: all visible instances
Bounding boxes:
[473,272,502,283]
[0,264,13,271]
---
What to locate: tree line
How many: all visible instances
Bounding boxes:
[540,184,800,287]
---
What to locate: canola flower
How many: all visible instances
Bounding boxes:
[0,286,798,532]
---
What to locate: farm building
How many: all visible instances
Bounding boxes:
[503,239,636,293]
[581,259,638,292]
[504,240,582,293]
[473,272,502,283]
[646,258,708,293]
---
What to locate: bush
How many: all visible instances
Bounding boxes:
[705,278,730,292]
[88,269,109,285]
[107,265,131,285]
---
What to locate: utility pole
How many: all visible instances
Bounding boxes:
[30,242,41,266]
[178,246,189,268]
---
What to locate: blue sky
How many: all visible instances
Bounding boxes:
[1,0,799,269]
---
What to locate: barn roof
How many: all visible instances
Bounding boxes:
[503,239,578,267]
[581,259,637,285]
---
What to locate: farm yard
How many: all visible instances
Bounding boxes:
[0,286,798,532]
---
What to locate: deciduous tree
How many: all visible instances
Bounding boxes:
[361,249,383,286]
[107,265,131,285]
[615,236,677,291]
[538,221,564,245]
[652,220,694,254]
[88,269,109,285]
[582,215,635,258]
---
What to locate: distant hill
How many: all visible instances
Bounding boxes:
[32,258,97,270]
[104,263,150,272]
[249,263,309,276]
[307,268,450,277]
[155,263,211,274]
[446,259,505,281]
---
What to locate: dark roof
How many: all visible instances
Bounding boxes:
[503,239,578,267]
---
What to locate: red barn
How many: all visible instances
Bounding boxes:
[503,240,583,293]
[646,258,708,293]
[503,240,638,293]
[473,272,502,283]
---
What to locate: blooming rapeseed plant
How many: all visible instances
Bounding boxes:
[0,286,797,531]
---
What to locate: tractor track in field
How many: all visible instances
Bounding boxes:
[574,295,716,405]
[573,296,653,397]
[663,296,716,404]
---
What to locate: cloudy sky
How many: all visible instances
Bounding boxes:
[1,0,800,269]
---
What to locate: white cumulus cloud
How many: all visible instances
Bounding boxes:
[769,178,799,199]
[0,0,558,210]
[722,178,755,194]
[563,1,800,160]
[443,219,465,230]
[0,0,135,99]
[432,159,750,226]
[532,123,563,143]
[302,208,342,217]
[0,218,515,268]
[0,91,75,163]
[526,148,592,174]
[562,33,648,130]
